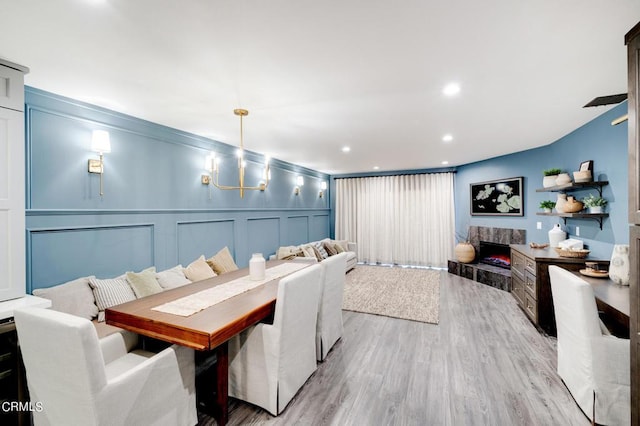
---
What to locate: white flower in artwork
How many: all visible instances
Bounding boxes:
[507,195,521,209]
[496,183,513,194]
[475,184,494,200]
[495,192,521,213]
[496,200,511,213]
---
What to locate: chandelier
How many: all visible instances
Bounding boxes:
[204,109,270,198]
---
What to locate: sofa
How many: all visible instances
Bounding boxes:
[31,241,356,340]
[31,246,242,339]
[270,238,357,272]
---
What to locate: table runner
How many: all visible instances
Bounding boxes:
[151,262,308,317]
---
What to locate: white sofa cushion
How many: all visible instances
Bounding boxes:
[156,265,191,289]
[334,239,349,252]
[276,246,304,260]
[299,244,316,259]
[33,276,99,320]
[126,267,163,298]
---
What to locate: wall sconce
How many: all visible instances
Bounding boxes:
[294,176,304,195]
[88,130,111,196]
[202,152,219,199]
[319,181,327,198]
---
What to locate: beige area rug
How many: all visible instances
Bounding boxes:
[342,265,440,324]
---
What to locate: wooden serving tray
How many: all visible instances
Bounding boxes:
[579,269,609,278]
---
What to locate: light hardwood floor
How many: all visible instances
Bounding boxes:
[198,270,589,425]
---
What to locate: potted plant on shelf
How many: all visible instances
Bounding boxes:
[543,168,562,188]
[582,193,607,213]
[539,200,556,213]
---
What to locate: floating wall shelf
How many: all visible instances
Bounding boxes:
[536,212,609,229]
[535,181,609,197]
[536,180,609,229]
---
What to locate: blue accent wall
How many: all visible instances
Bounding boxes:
[455,102,629,260]
[25,88,330,292]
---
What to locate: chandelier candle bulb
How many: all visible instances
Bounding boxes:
[249,253,266,281]
[207,109,271,197]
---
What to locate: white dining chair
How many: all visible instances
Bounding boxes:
[228,263,323,416]
[316,252,348,361]
[548,265,630,425]
[14,307,197,426]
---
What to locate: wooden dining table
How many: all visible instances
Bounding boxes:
[105,260,297,426]
[573,270,630,338]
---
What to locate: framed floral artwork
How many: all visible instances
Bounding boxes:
[470,176,524,216]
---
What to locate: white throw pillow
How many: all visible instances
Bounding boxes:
[126,267,163,298]
[32,276,99,320]
[156,265,191,289]
[299,244,317,259]
[334,239,350,252]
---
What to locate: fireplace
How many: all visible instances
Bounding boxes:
[479,241,511,269]
[448,226,526,292]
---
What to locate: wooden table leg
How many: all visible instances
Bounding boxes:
[195,341,229,426]
[213,341,229,426]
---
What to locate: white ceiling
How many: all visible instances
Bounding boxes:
[2,1,639,174]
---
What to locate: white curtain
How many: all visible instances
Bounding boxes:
[335,173,455,268]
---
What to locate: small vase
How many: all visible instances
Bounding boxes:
[249,253,266,281]
[555,173,572,186]
[588,206,603,214]
[543,175,558,188]
[543,208,552,213]
[548,223,566,248]
[563,196,584,213]
[555,194,568,213]
[609,245,630,286]
[454,242,475,263]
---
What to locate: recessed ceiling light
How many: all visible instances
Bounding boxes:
[373,166,380,170]
[441,160,449,165]
[442,83,461,96]
[342,146,351,153]
[442,134,453,142]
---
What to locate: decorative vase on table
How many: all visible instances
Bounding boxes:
[249,253,266,281]
[609,244,630,286]
[454,242,475,263]
[548,224,566,248]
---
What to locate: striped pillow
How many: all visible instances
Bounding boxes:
[206,246,239,275]
[88,277,137,312]
[323,241,338,256]
[314,241,329,259]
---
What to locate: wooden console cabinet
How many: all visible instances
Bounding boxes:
[510,244,609,336]
[626,20,640,426]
